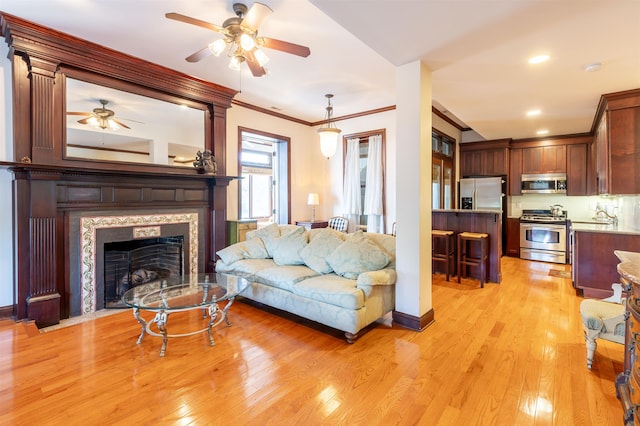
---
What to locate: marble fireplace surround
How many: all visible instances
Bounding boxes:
[77,212,199,316]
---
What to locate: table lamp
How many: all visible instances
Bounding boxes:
[307,193,319,222]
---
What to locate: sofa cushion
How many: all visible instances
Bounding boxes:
[216,238,269,264]
[292,274,365,310]
[326,231,391,279]
[364,233,396,268]
[254,265,319,292]
[247,223,280,256]
[270,226,308,265]
[215,258,276,281]
[299,228,345,274]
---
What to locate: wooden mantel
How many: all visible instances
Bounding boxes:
[0,12,240,326]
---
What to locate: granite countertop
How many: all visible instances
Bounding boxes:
[615,250,640,283]
[433,209,502,214]
[570,220,640,235]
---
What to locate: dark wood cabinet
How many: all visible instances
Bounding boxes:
[593,89,640,195]
[567,144,588,195]
[572,230,640,298]
[459,139,510,177]
[508,148,522,195]
[522,145,567,174]
[506,218,520,257]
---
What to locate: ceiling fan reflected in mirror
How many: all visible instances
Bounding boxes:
[166,2,311,77]
[67,99,131,131]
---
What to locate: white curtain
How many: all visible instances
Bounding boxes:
[364,134,384,233]
[343,138,361,232]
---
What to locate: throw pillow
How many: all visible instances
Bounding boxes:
[270,226,308,265]
[248,223,281,257]
[216,238,269,265]
[326,231,391,279]
[300,228,345,274]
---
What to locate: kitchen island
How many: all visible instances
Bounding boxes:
[571,221,640,298]
[433,209,502,284]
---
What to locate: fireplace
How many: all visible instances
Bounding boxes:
[104,236,184,308]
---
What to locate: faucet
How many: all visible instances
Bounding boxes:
[595,207,618,225]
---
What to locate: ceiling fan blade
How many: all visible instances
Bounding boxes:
[67,112,92,116]
[242,2,272,31]
[261,37,310,57]
[186,46,213,63]
[113,119,131,129]
[77,117,92,125]
[165,12,225,33]
[245,50,267,77]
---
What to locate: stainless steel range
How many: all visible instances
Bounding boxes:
[520,208,568,264]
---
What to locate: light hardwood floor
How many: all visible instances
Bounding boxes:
[0,257,624,425]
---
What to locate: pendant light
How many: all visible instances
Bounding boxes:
[317,94,341,158]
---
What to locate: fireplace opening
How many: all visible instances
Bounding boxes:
[104,236,184,308]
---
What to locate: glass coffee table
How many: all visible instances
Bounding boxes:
[122,273,249,356]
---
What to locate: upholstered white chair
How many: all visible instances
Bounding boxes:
[328,216,348,233]
[579,283,626,369]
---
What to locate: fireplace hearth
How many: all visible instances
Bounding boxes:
[104,236,184,308]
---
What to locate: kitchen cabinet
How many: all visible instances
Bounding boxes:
[522,145,567,174]
[506,218,520,257]
[459,139,510,177]
[572,230,640,298]
[566,144,588,195]
[594,89,640,194]
[508,148,522,195]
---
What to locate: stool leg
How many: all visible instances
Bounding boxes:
[457,235,462,283]
[444,235,450,281]
[480,238,486,288]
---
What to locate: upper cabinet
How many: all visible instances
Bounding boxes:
[459,139,511,177]
[522,145,567,174]
[593,89,640,195]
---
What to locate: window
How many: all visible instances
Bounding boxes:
[238,128,290,224]
[432,130,455,209]
[343,129,386,233]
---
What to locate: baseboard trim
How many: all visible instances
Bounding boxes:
[392,308,435,331]
[0,305,14,320]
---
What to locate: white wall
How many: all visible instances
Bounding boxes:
[0,39,15,307]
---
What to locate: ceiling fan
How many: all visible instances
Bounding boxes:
[166,2,311,77]
[67,99,131,131]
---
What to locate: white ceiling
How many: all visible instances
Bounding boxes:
[2,0,640,140]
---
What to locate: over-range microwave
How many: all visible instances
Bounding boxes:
[521,173,567,194]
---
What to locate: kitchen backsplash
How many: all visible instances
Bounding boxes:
[509,194,640,230]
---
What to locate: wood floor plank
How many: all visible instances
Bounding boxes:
[0,257,626,424]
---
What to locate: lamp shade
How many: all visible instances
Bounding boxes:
[307,193,319,205]
[318,128,340,158]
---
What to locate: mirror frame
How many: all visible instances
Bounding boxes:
[2,12,237,175]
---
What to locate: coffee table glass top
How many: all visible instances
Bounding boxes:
[121,273,249,311]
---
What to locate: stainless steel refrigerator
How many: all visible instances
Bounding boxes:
[459,176,504,211]
[459,176,506,254]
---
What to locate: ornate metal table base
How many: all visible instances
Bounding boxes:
[132,297,238,356]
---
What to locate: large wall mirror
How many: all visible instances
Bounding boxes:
[65,78,206,167]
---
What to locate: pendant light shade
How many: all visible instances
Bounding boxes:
[317,94,341,158]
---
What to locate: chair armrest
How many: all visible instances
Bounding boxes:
[357,268,397,287]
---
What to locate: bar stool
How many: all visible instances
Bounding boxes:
[457,232,489,288]
[432,230,455,281]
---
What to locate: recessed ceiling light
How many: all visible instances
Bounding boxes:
[584,62,602,72]
[537,129,549,135]
[527,109,541,117]
[529,55,550,64]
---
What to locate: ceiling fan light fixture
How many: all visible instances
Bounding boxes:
[107,119,121,131]
[254,48,270,67]
[240,33,256,51]
[229,55,245,71]
[208,39,227,56]
[317,94,341,158]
